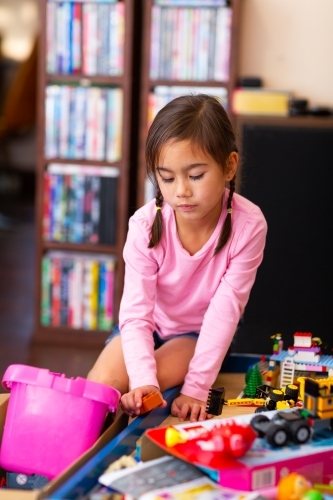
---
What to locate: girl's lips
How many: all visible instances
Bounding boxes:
[178,204,196,212]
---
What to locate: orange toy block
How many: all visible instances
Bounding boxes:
[140,392,163,414]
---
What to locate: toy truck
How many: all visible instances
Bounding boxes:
[250,376,333,448]
[250,410,311,447]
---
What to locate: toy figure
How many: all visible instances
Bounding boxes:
[271,333,283,354]
[277,473,323,500]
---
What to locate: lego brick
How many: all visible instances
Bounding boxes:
[140,393,164,414]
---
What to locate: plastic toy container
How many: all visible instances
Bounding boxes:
[0,364,121,479]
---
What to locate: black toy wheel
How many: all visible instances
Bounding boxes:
[266,424,288,447]
[250,414,269,437]
[291,421,311,444]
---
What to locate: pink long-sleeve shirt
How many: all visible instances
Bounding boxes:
[119,190,267,401]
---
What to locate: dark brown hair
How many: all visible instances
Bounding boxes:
[146,94,238,255]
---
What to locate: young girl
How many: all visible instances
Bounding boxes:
[88,94,267,422]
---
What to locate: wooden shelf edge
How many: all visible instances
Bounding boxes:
[46,74,125,86]
[32,327,110,349]
[148,79,229,88]
[42,241,118,254]
[43,158,122,168]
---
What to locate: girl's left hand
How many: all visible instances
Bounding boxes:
[171,394,213,422]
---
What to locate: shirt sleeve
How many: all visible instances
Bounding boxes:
[181,211,268,401]
[119,215,161,390]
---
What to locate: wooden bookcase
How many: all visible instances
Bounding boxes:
[33,0,135,347]
[137,0,242,208]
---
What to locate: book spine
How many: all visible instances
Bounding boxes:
[72,258,83,328]
[83,175,93,243]
[72,2,82,73]
[90,259,99,330]
[46,3,57,73]
[150,5,161,79]
[59,85,71,158]
[41,255,51,326]
[60,259,71,326]
[116,1,125,75]
[42,172,51,240]
[105,259,115,329]
[51,256,61,326]
[90,176,101,244]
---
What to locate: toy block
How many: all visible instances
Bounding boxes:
[140,392,163,414]
[206,387,225,416]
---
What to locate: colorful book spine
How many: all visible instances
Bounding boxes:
[41,256,51,326]
[41,251,116,331]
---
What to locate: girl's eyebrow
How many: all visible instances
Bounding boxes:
[156,163,208,173]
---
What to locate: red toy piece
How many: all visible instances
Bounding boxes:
[165,420,257,459]
[195,421,257,458]
[140,392,163,414]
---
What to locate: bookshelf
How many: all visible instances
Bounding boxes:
[33,0,135,347]
[137,0,242,208]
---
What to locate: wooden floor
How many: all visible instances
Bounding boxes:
[0,183,102,393]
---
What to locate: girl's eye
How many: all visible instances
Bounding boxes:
[190,174,204,181]
[161,177,174,183]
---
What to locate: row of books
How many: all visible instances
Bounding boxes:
[147,85,228,129]
[155,0,229,5]
[48,0,118,3]
[43,163,118,245]
[40,251,116,331]
[46,2,125,75]
[150,5,231,81]
[45,85,123,161]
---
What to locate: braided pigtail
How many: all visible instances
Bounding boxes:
[148,188,164,248]
[214,177,236,255]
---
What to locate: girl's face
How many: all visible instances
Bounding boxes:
[156,139,238,224]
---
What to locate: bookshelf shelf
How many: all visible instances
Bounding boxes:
[137,0,242,208]
[42,242,117,254]
[34,0,135,347]
[42,158,121,168]
[148,79,229,88]
[45,75,125,86]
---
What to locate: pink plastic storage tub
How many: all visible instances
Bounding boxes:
[0,364,121,479]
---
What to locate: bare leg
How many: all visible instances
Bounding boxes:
[87,336,129,394]
[87,335,197,395]
[155,337,197,392]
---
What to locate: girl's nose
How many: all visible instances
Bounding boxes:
[176,179,191,197]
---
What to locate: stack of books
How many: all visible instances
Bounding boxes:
[43,163,118,246]
[45,85,123,161]
[41,251,116,331]
[150,2,231,81]
[46,0,125,76]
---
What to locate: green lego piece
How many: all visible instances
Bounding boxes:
[244,364,263,398]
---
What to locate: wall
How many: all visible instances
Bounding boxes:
[239,0,333,108]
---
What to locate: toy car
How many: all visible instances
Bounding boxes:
[250,409,311,448]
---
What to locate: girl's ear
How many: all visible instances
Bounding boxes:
[226,152,238,181]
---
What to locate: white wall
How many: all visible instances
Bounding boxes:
[239,0,333,108]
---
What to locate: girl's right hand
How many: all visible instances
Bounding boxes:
[121,385,167,417]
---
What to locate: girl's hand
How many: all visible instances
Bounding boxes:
[171,394,213,422]
[121,385,167,417]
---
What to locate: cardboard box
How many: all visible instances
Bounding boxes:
[232,88,291,116]
[140,411,333,492]
[0,393,128,499]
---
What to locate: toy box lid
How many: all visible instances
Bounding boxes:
[143,411,333,490]
[1,364,120,411]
